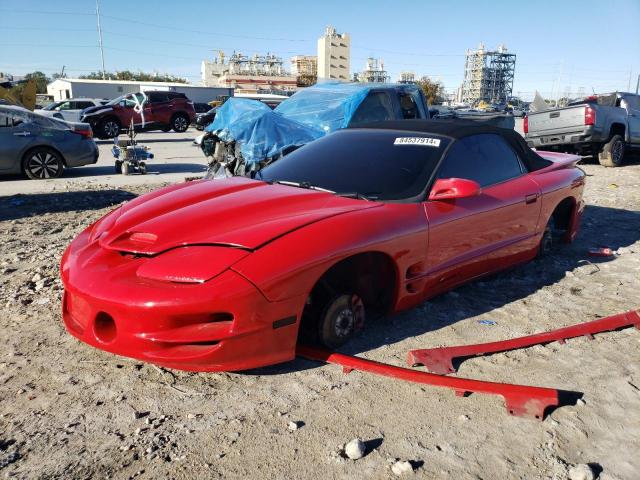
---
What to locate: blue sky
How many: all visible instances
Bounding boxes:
[1,0,638,100]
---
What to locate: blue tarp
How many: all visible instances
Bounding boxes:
[205,82,398,164]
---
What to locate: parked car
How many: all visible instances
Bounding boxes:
[36,98,108,123]
[525,92,640,167]
[81,91,196,139]
[60,120,584,372]
[195,107,217,131]
[193,102,212,114]
[0,105,98,179]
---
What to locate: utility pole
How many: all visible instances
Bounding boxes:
[96,0,106,80]
[636,74,639,94]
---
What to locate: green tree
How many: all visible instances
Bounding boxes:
[23,71,50,94]
[416,76,445,105]
[79,71,188,83]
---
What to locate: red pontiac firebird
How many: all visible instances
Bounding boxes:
[60,120,585,372]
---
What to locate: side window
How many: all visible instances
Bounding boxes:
[148,92,168,103]
[437,134,524,187]
[350,92,395,124]
[399,93,420,119]
[0,111,12,128]
[622,95,639,110]
[75,101,93,110]
[57,101,72,110]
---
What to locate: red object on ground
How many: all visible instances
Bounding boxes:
[588,247,615,257]
[60,125,586,372]
[407,310,640,375]
[297,345,571,421]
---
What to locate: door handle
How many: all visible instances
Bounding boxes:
[13,131,31,137]
[525,193,538,204]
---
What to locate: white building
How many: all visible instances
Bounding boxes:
[317,26,350,81]
[46,78,233,103]
[290,56,317,77]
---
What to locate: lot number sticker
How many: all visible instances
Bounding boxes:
[394,137,441,147]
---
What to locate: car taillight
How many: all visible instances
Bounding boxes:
[523,115,528,134]
[73,127,93,139]
[584,106,596,126]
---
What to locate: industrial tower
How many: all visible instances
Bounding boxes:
[462,44,516,105]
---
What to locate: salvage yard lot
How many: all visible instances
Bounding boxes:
[0,133,639,479]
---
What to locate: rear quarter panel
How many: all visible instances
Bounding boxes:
[531,161,586,240]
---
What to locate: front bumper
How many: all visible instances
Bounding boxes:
[60,229,304,372]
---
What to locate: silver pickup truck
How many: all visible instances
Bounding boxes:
[524,92,640,166]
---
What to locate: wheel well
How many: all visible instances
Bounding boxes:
[171,111,189,120]
[309,252,397,316]
[550,197,575,236]
[609,123,625,140]
[22,145,67,168]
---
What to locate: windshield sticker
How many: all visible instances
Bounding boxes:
[394,137,441,147]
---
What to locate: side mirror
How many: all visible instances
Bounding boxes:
[428,178,482,201]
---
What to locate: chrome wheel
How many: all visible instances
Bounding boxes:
[25,150,63,179]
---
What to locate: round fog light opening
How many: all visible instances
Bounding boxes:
[94,312,117,344]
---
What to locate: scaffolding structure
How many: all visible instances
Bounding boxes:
[226,52,287,76]
[462,44,516,105]
[354,57,389,83]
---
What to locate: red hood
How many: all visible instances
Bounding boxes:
[97,177,379,255]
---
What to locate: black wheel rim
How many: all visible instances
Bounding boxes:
[27,151,60,178]
[612,140,624,163]
[104,121,119,137]
[333,295,365,338]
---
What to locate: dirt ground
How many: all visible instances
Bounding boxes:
[1,160,639,480]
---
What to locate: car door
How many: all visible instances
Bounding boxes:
[621,95,640,144]
[0,109,37,171]
[146,92,171,126]
[423,133,541,292]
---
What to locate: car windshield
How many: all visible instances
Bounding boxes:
[107,95,127,106]
[256,129,450,201]
[42,101,61,111]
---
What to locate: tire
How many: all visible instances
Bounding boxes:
[537,216,557,258]
[121,161,129,176]
[598,134,625,167]
[99,117,121,139]
[139,161,147,175]
[171,113,189,133]
[114,160,123,174]
[23,147,64,179]
[318,294,365,349]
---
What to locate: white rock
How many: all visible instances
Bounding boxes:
[344,438,366,460]
[391,460,414,476]
[568,464,595,480]
[287,421,300,431]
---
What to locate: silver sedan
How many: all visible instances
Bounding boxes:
[0,105,99,179]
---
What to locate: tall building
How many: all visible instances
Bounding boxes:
[461,43,516,105]
[290,55,318,87]
[201,51,297,94]
[317,26,350,81]
[353,57,389,83]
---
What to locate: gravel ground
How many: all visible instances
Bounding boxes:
[0,160,639,480]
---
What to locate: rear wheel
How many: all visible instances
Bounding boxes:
[318,294,365,349]
[537,216,557,258]
[171,113,189,133]
[23,147,64,179]
[99,118,121,139]
[598,134,625,167]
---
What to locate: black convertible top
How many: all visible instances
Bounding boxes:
[356,119,552,172]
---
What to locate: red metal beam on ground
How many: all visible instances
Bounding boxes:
[297,345,575,421]
[407,310,640,375]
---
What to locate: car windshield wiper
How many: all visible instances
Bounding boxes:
[267,180,335,193]
[334,192,379,201]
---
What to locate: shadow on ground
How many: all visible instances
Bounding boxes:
[0,189,137,221]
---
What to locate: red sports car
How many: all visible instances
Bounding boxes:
[60,120,585,372]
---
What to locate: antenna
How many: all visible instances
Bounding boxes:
[96,0,106,80]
